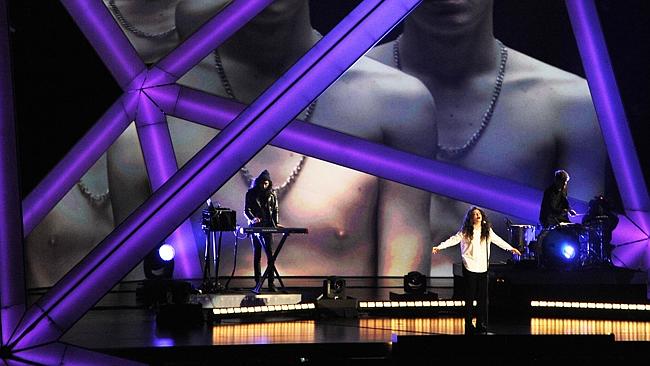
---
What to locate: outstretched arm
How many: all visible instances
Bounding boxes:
[489,228,521,256]
[432,232,463,254]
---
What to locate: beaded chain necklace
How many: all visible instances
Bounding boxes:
[213,51,318,196]
[393,36,508,159]
[107,0,177,39]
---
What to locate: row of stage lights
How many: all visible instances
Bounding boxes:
[209,299,650,320]
[359,300,466,308]
[210,300,467,320]
[212,303,316,316]
[145,261,650,319]
[531,300,650,311]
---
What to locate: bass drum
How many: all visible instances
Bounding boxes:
[538,224,587,270]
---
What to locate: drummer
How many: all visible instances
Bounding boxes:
[539,169,577,228]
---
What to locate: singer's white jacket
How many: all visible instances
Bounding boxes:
[435,228,515,273]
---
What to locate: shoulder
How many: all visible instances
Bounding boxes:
[336,56,433,107]
[320,55,434,123]
[319,56,435,154]
[505,47,593,110]
[366,40,394,66]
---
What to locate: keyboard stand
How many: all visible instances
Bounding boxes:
[252,232,292,294]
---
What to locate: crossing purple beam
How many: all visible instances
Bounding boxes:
[132,0,274,193]
[151,0,275,85]
[130,0,274,279]
[21,0,144,235]
[151,0,650,255]
[0,0,25,346]
[60,0,144,90]
[21,97,133,236]
[133,93,202,279]
[566,0,650,213]
[160,85,548,221]
[22,0,272,236]
[8,0,422,349]
[22,0,273,279]
[161,86,650,259]
[12,342,144,366]
[566,0,650,268]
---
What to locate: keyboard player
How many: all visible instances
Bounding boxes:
[244,170,280,292]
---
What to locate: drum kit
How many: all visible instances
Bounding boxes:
[507,216,612,270]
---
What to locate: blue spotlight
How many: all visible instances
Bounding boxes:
[158,243,175,261]
[560,243,576,260]
[540,227,582,270]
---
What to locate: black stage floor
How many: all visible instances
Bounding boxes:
[35,267,650,365]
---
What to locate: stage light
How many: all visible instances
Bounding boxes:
[158,243,175,261]
[561,243,576,260]
[403,271,427,294]
[358,300,466,309]
[530,300,650,319]
[144,241,175,279]
[323,276,347,299]
[210,303,316,320]
[539,229,581,269]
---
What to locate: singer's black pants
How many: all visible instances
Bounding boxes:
[252,233,275,286]
[463,266,488,333]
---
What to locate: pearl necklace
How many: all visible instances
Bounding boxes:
[213,51,317,197]
[393,36,508,159]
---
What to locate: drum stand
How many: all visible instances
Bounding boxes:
[582,221,607,267]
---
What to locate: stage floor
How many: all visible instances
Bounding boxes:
[61,309,650,365]
[45,274,650,365]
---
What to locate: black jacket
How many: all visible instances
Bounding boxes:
[244,188,278,227]
[539,184,571,227]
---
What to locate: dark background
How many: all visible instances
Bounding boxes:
[7,0,650,206]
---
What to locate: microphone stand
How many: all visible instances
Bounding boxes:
[484,237,490,335]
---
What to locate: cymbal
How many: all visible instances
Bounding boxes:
[585,216,611,221]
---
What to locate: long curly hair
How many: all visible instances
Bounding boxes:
[460,207,491,242]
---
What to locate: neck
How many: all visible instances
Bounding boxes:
[221,5,316,74]
[401,13,497,82]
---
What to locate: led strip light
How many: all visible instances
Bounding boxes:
[212,303,316,316]
[531,301,650,311]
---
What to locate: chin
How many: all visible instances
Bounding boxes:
[254,0,304,21]
[413,0,489,32]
